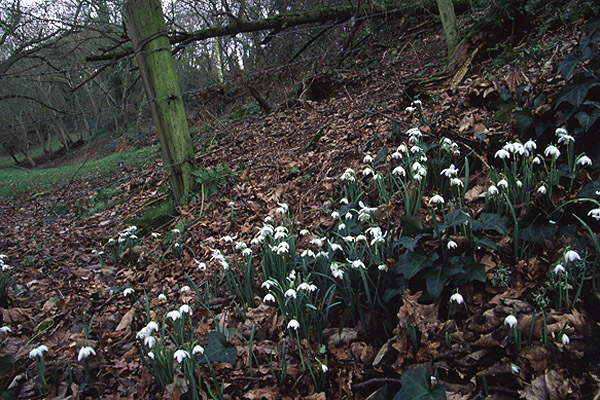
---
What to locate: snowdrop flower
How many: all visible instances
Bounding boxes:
[412,100,422,106]
[345,212,353,220]
[504,315,518,328]
[356,234,368,242]
[299,229,310,236]
[516,180,523,188]
[343,235,355,243]
[194,260,207,271]
[171,228,181,235]
[450,292,464,304]
[261,280,277,289]
[441,164,459,178]
[148,351,155,360]
[78,346,96,361]
[532,156,542,165]
[284,289,297,299]
[338,223,346,231]
[340,197,349,205]
[495,149,510,159]
[263,293,275,303]
[410,145,422,154]
[564,250,580,263]
[274,230,288,240]
[405,106,416,113]
[264,216,275,224]
[173,349,190,363]
[553,264,566,274]
[331,211,340,220]
[144,336,156,348]
[487,185,499,196]
[577,155,592,167]
[347,259,366,269]
[257,224,274,237]
[429,194,445,205]
[329,242,343,252]
[340,168,356,181]
[1,263,12,271]
[235,241,246,251]
[301,249,316,258]
[411,161,423,173]
[503,143,515,153]
[123,288,134,297]
[297,282,311,291]
[450,178,463,187]
[557,134,575,144]
[524,140,537,152]
[391,151,402,159]
[29,345,48,359]
[242,248,252,257]
[151,232,161,239]
[561,334,570,345]
[392,166,406,176]
[362,167,373,176]
[180,285,191,293]
[179,304,192,315]
[497,179,508,190]
[287,319,300,330]
[544,145,561,159]
[588,208,600,220]
[537,185,547,195]
[108,238,116,245]
[146,321,159,333]
[0,255,7,260]
[310,238,325,248]
[275,203,288,214]
[511,363,520,375]
[221,235,234,243]
[330,263,344,279]
[358,201,377,221]
[167,310,181,321]
[555,127,568,136]
[273,242,289,255]
[193,345,204,355]
[363,154,373,163]
[0,326,11,334]
[378,264,388,272]
[447,240,458,250]
[321,364,329,373]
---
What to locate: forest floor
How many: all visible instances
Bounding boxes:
[1,7,600,400]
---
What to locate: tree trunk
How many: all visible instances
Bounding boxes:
[125,0,196,204]
[21,147,36,168]
[436,0,459,51]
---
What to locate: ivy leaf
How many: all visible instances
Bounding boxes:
[198,331,237,365]
[518,224,557,244]
[394,234,424,252]
[556,77,599,108]
[393,367,447,400]
[439,210,471,231]
[395,252,439,280]
[472,213,506,235]
[374,147,388,166]
[400,215,423,235]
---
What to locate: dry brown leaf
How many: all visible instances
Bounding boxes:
[116,307,136,331]
[242,386,280,400]
[519,370,572,400]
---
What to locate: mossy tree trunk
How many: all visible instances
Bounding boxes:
[125,0,196,204]
[436,0,459,52]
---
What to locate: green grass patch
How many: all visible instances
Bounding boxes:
[0,147,157,200]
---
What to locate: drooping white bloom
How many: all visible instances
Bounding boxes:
[284,289,297,299]
[329,242,343,252]
[299,229,310,236]
[310,238,325,248]
[78,346,96,361]
[447,240,458,250]
[588,208,600,220]
[29,345,49,359]
[331,211,340,220]
[524,140,537,152]
[167,310,182,321]
[338,223,346,231]
[503,143,515,153]
[378,264,388,272]
[0,326,11,334]
[173,349,190,363]
[123,288,134,297]
[557,134,575,144]
[504,315,518,328]
[358,201,377,221]
[363,154,373,163]
[242,248,252,257]
[429,195,445,205]
[405,106,416,113]
[487,185,499,196]
[287,319,300,330]
[564,250,580,263]
[144,336,156,348]
[392,166,406,177]
[301,249,316,258]
[193,345,204,355]
[495,149,510,159]
[544,145,561,159]
[553,264,566,274]
[537,185,547,195]
[576,155,592,167]
[261,280,277,289]
[516,180,523,188]
[511,363,520,374]
[330,263,344,279]
[171,228,181,235]
[221,235,234,243]
[450,292,464,304]
[561,334,570,345]
[362,167,373,176]
[275,202,289,214]
[235,241,247,250]
[356,234,368,242]
[274,230,288,240]
[340,168,356,181]
[180,285,191,293]
[441,164,459,178]
[257,224,274,237]
[263,293,276,303]
[450,178,464,187]
[347,259,366,269]
[179,304,192,315]
[148,351,155,360]
[151,232,161,239]
[497,179,509,190]
[532,156,542,165]
[146,321,159,333]
[321,364,328,373]
[340,197,349,205]
[555,127,568,136]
